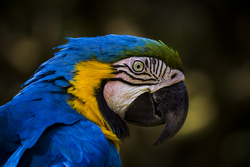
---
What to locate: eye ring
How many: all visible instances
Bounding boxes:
[132,60,144,72]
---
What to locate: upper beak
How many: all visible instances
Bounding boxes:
[124,81,189,146]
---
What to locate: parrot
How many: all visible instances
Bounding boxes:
[0,34,189,167]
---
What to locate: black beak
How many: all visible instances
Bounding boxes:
[124,81,189,146]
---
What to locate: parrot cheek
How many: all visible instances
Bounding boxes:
[103,81,149,118]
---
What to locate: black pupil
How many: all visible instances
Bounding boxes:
[136,65,141,69]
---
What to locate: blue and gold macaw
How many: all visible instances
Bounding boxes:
[0,34,189,166]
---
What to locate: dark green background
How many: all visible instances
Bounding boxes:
[1,0,250,166]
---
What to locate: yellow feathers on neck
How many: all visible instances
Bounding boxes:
[67,60,120,150]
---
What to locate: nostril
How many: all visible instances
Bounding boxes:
[171,73,177,79]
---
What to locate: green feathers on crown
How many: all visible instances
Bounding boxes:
[119,38,184,72]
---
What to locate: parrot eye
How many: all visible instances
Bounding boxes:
[132,60,144,72]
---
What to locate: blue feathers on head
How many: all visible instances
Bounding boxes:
[54,34,150,63]
[23,34,182,87]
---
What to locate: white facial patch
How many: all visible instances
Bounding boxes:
[104,81,149,118]
[104,57,185,118]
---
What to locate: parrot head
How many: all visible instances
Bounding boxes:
[103,56,188,146]
[25,34,188,147]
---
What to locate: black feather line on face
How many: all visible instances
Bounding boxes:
[111,64,126,68]
[109,78,157,86]
[158,60,163,77]
[145,59,149,68]
[112,70,157,82]
[112,70,151,77]
[95,79,129,140]
[161,67,168,79]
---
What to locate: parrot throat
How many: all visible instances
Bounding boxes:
[67,60,121,150]
[95,79,129,139]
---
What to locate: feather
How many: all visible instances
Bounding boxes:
[0,34,184,166]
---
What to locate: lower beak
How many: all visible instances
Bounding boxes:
[124,81,189,145]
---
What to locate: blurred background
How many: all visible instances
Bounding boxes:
[0,0,250,166]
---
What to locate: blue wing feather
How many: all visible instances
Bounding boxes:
[0,80,121,166]
[16,120,113,166]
